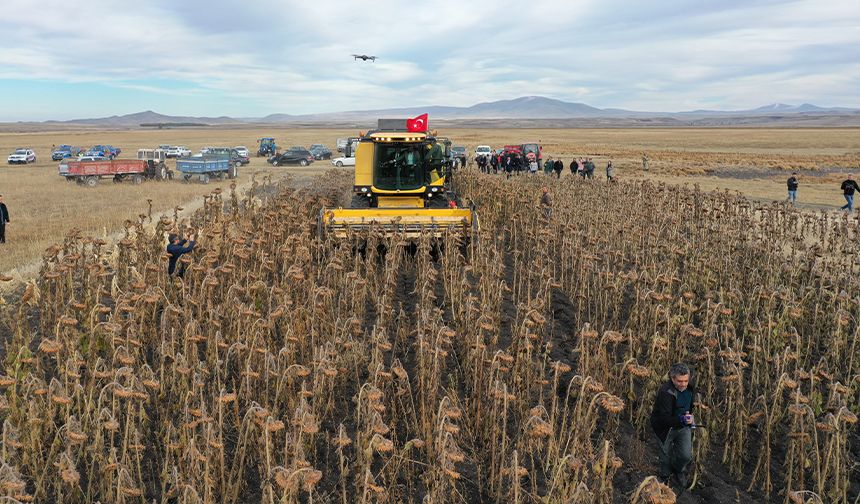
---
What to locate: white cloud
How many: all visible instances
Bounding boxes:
[0,0,858,118]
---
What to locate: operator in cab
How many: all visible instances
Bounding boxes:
[426,140,446,184]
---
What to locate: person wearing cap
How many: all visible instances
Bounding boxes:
[167,231,196,276]
[651,362,697,488]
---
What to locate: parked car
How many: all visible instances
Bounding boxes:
[309,145,332,160]
[52,145,82,161]
[474,145,492,159]
[8,148,36,164]
[451,146,467,166]
[86,145,121,159]
[165,146,192,158]
[330,155,356,167]
[234,146,250,158]
[268,149,314,166]
[205,147,249,165]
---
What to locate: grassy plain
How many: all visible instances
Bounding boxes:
[1,126,859,276]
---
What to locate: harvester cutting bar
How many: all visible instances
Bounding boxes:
[320,207,477,239]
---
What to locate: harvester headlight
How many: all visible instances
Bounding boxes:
[431,187,438,192]
[361,187,368,192]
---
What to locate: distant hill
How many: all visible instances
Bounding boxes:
[13,97,860,128]
[46,110,242,127]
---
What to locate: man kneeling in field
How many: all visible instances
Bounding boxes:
[651,363,696,489]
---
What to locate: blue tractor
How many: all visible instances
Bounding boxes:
[257,138,277,157]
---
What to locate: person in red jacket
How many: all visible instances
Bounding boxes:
[650,363,697,488]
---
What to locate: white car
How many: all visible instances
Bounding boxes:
[166,146,191,158]
[234,146,249,158]
[474,145,492,159]
[8,148,36,164]
[331,156,356,167]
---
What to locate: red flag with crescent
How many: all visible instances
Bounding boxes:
[406,113,428,132]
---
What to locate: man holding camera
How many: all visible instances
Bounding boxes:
[651,362,696,488]
[167,231,197,277]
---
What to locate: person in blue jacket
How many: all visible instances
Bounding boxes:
[167,232,196,276]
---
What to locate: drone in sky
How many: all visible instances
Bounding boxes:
[351,54,377,62]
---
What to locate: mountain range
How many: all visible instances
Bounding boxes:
[20,96,860,127]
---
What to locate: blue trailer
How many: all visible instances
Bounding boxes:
[176,156,239,183]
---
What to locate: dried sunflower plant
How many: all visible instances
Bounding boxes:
[0,169,855,503]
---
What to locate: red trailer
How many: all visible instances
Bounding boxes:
[66,159,168,187]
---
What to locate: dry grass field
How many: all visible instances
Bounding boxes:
[1,126,859,277]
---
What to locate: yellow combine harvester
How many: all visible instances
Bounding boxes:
[319,119,478,240]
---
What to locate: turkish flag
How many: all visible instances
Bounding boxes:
[406,113,428,132]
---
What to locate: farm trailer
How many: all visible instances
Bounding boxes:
[65,159,170,187]
[176,156,239,184]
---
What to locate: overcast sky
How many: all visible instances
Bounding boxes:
[0,0,858,120]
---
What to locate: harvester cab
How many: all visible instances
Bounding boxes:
[257,138,277,157]
[319,118,477,240]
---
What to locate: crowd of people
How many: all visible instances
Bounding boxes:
[475,152,616,181]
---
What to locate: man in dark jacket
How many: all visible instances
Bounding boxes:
[553,159,564,179]
[0,195,9,244]
[787,173,799,204]
[167,232,196,276]
[651,363,696,487]
[840,175,860,211]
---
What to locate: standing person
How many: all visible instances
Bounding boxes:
[786,172,799,204]
[529,157,538,175]
[569,158,577,176]
[504,154,513,179]
[606,160,615,181]
[0,195,9,244]
[651,363,697,488]
[642,153,650,171]
[578,158,586,178]
[840,175,860,211]
[544,156,554,175]
[540,186,552,218]
[167,231,197,276]
[585,158,595,179]
[554,158,563,179]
